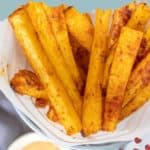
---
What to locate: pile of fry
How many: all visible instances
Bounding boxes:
[9,1,150,136]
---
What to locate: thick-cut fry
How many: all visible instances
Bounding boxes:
[26,2,82,117]
[123,53,150,107]
[127,3,150,31]
[120,83,150,120]
[108,5,131,50]
[103,27,143,131]
[65,6,94,52]
[44,5,83,91]
[103,5,132,92]
[82,9,111,136]
[9,8,81,134]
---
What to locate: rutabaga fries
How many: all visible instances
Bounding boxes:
[122,53,150,107]
[108,5,131,50]
[127,3,150,31]
[44,5,83,91]
[94,9,111,84]
[65,6,94,52]
[26,2,82,117]
[82,9,111,136]
[9,8,81,134]
[120,83,150,120]
[103,27,143,131]
[10,70,47,99]
[103,5,131,92]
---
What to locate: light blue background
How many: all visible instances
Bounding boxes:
[0,0,135,20]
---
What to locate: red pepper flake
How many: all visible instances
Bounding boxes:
[145,144,150,150]
[134,137,142,144]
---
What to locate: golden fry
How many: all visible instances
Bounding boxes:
[123,53,150,107]
[65,6,94,51]
[44,5,83,91]
[108,5,131,50]
[120,83,150,120]
[26,2,82,117]
[82,9,111,136]
[127,3,150,31]
[9,8,81,134]
[103,27,143,131]
[103,5,132,92]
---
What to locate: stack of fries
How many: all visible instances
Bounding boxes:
[9,1,150,136]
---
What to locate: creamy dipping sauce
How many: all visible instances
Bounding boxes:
[22,141,60,150]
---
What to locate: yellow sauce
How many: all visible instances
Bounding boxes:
[22,141,60,150]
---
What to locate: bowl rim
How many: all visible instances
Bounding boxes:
[7,132,68,150]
